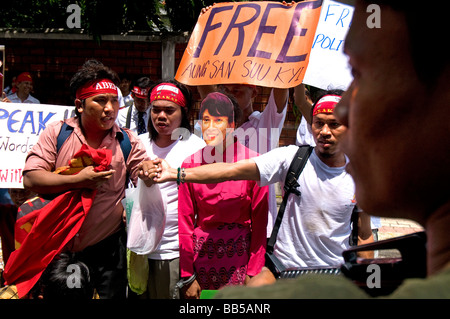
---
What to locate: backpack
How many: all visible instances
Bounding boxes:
[57,122,132,163]
[16,123,133,222]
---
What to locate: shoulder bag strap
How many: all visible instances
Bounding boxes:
[266,145,313,254]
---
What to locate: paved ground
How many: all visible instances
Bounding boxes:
[378,217,424,241]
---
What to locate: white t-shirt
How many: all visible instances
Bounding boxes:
[139,133,206,260]
[253,145,356,268]
[234,89,287,236]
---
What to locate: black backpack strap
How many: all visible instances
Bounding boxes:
[266,145,313,254]
[56,122,74,153]
[57,123,131,163]
[350,204,359,246]
[56,123,132,184]
[117,128,132,163]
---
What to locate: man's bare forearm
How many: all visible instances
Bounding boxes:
[154,159,260,184]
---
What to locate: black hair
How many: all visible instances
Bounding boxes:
[199,92,242,125]
[132,76,153,91]
[29,252,94,300]
[69,59,120,116]
[147,80,193,142]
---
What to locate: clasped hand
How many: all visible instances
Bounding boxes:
[138,158,172,186]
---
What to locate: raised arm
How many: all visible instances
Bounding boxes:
[294,84,313,125]
[139,158,260,184]
[272,88,289,114]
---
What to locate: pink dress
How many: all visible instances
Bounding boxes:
[178,140,268,290]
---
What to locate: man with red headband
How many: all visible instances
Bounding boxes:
[144,90,373,271]
[7,72,40,104]
[130,80,205,299]
[116,76,153,135]
[20,61,149,298]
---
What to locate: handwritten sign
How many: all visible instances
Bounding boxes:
[175,1,323,89]
[0,102,75,188]
[303,0,354,90]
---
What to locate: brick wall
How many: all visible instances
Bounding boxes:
[2,37,162,106]
[2,35,296,146]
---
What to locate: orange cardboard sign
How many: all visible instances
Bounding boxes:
[175,1,323,89]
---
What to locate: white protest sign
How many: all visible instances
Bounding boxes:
[303,0,354,90]
[0,102,75,188]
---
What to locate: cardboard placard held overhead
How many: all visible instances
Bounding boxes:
[175,1,323,89]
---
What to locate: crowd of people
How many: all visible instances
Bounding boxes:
[0,0,449,300]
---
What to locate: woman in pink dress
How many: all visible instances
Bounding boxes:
[178,92,269,299]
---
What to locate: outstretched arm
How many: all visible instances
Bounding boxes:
[139,158,261,184]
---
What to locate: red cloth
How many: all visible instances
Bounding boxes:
[3,144,112,298]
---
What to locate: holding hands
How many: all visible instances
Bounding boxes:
[138,158,174,186]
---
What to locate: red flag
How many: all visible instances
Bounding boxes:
[3,144,112,298]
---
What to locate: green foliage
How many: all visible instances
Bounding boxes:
[0,0,247,38]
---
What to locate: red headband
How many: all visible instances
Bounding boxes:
[132,86,150,99]
[76,79,118,100]
[313,95,341,116]
[150,83,186,107]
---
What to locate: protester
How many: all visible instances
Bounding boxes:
[144,91,372,272]
[14,60,149,299]
[130,80,205,299]
[174,92,268,299]
[6,72,40,104]
[116,76,153,135]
